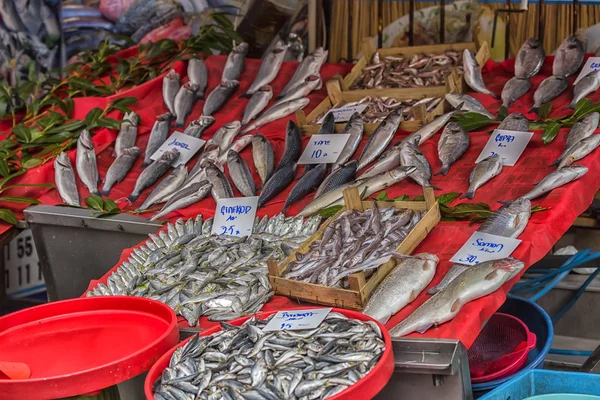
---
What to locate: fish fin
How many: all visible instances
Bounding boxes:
[240,93,252,99]
[196,94,205,101]
[564,103,576,110]
[490,92,500,99]
[426,286,440,295]
[141,161,151,168]
[127,195,138,203]
[174,121,185,128]
[416,323,434,334]
[100,189,111,196]
[379,314,391,325]
[460,190,475,200]
[409,290,418,302]
[485,270,499,280]
[274,94,284,100]
[549,158,561,167]
[498,200,513,205]
[450,299,461,312]
[434,166,449,176]
[91,190,101,196]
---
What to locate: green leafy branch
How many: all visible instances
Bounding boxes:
[85,194,121,218]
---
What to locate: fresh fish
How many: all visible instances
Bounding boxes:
[209,121,242,153]
[242,86,273,125]
[206,163,234,200]
[390,258,525,337]
[274,120,303,173]
[258,164,297,208]
[319,112,336,134]
[162,69,180,115]
[189,144,220,180]
[461,154,503,199]
[188,57,207,99]
[553,35,584,77]
[501,77,531,109]
[150,181,212,221]
[204,80,240,116]
[174,82,198,128]
[278,47,328,98]
[227,150,256,197]
[114,112,139,157]
[244,40,288,97]
[435,122,469,176]
[315,160,357,199]
[514,38,545,79]
[76,129,100,195]
[333,113,364,168]
[143,113,172,167]
[241,98,310,134]
[357,109,403,171]
[183,116,215,138]
[551,112,600,165]
[138,164,187,210]
[399,136,436,188]
[54,152,80,206]
[129,149,179,202]
[283,163,327,213]
[217,135,254,165]
[252,134,274,188]
[509,165,588,202]
[530,76,568,114]
[403,111,457,146]
[463,49,498,98]
[101,147,140,196]
[358,146,401,180]
[557,134,600,168]
[274,74,322,106]
[498,113,529,132]
[569,71,600,109]
[445,93,495,120]
[222,42,249,82]
[363,253,439,324]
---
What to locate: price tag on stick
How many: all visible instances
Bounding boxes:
[151,131,205,167]
[574,57,600,85]
[211,197,258,237]
[298,134,350,164]
[450,232,521,266]
[262,308,332,332]
[475,129,533,166]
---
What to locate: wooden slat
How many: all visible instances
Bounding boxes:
[326,79,343,104]
[342,186,363,211]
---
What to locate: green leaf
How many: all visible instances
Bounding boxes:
[570,98,593,121]
[103,198,119,212]
[0,170,26,190]
[542,122,562,144]
[313,205,343,218]
[0,158,10,177]
[393,195,409,201]
[69,77,98,91]
[452,112,493,132]
[92,209,121,218]
[61,98,75,118]
[496,106,508,122]
[97,117,122,130]
[84,107,104,127]
[45,120,85,135]
[0,209,18,225]
[116,59,130,77]
[375,191,388,201]
[12,124,32,143]
[437,192,461,205]
[85,194,104,211]
[538,102,553,120]
[22,158,42,169]
[3,183,53,190]
[0,196,40,204]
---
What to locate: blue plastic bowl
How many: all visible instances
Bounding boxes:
[473,296,554,396]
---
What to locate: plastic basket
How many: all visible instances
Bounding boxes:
[469,313,537,383]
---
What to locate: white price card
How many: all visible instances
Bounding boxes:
[450,232,522,266]
[475,129,533,166]
[574,57,600,85]
[151,131,205,167]
[3,229,45,298]
[298,134,351,164]
[262,308,332,332]
[318,104,368,123]
[211,197,258,237]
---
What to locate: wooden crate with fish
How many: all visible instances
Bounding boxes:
[267,186,441,310]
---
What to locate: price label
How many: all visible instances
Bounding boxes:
[574,57,600,85]
[475,129,533,166]
[450,232,521,266]
[318,104,368,123]
[3,229,45,298]
[151,131,205,167]
[211,197,258,237]
[298,134,350,164]
[262,308,332,332]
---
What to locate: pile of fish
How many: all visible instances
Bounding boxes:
[284,204,424,288]
[153,312,385,400]
[86,214,322,324]
[351,50,464,89]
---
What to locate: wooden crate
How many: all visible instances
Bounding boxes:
[267,186,441,310]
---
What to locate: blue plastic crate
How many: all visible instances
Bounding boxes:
[479,370,600,399]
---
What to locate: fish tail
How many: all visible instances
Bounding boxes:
[100,188,111,196]
[91,190,101,196]
[426,286,441,295]
[434,166,449,176]
[529,106,539,114]
[564,103,576,110]
[127,194,138,203]
[240,92,252,99]
[549,158,561,167]
[498,199,513,205]
[274,94,284,100]
[174,120,185,128]
[141,161,151,168]
[490,92,500,99]
[460,190,474,200]
[196,94,205,101]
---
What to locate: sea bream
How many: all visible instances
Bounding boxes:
[277,47,328,99]
[553,35,584,77]
[76,129,100,195]
[461,154,503,199]
[501,77,531,109]
[552,112,599,165]
[569,71,600,109]
[399,136,436,188]
[222,42,249,81]
[463,49,498,98]
[243,40,288,97]
[557,135,600,168]
[514,38,545,79]
[530,76,568,114]
[54,152,80,206]
[498,113,529,132]
[101,147,140,196]
[435,122,469,176]
[509,165,588,202]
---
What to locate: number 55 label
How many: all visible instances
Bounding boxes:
[298,134,350,164]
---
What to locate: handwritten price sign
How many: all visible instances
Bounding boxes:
[317,104,368,123]
[262,308,332,332]
[450,232,521,266]
[475,129,533,166]
[574,57,600,85]
[298,134,350,164]
[211,197,258,237]
[151,131,205,167]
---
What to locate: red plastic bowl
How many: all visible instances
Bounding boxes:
[145,308,394,400]
[0,296,179,400]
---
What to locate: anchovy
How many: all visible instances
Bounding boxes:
[174,82,198,128]
[114,112,139,157]
[333,113,364,169]
[242,86,273,125]
[138,164,187,210]
[514,38,545,79]
[445,93,495,120]
[144,113,172,167]
[188,57,207,99]
[557,134,600,168]
[244,40,288,97]
[274,120,303,173]
[463,49,498,98]
[241,98,310,134]
[204,80,240,116]
[461,154,503,199]
[129,149,179,202]
[227,150,256,197]
[399,136,436,188]
[553,35,584,78]
[259,164,297,208]
[316,160,357,198]
[357,109,403,171]
[274,74,322,106]
[183,116,215,138]
[278,47,328,98]
[435,122,469,176]
[498,113,529,132]
[252,134,274,188]
[206,163,234,201]
[530,76,568,114]
[76,129,100,195]
[569,71,600,109]
[283,163,327,213]
[54,152,80,206]
[222,42,249,82]
[151,181,212,221]
[101,147,140,196]
[163,69,180,115]
[501,77,531,109]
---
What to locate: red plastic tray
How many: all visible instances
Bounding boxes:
[145,308,395,400]
[0,296,179,399]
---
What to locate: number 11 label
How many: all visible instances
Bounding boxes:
[298,134,351,164]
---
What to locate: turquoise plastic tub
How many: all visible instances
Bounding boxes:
[479,370,600,400]
[526,395,600,400]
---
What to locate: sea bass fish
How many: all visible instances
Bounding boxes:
[242,85,272,125]
[244,40,288,97]
[553,35,584,77]
[222,42,249,81]
[203,80,239,116]
[113,111,139,157]
[514,165,588,201]
[461,154,503,199]
[278,47,328,98]
[227,149,256,197]
[274,74,322,106]
[137,164,187,210]
[162,69,180,115]
[183,116,215,138]
[174,82,198,128]
[569,71,600,109]
[241,98,309,134]
[403,111,457,146]
[54,152,80,206]
[208,121,242,154]
[188,57,207,99]
[357,109,403,170]
[150,181,212,222]
[76,129,100,195]
[101,147,140,196]
[463,49,498,98]
[206,163,233,201]
[514,38,545,79]
[143,113,172,167]
[252,134,274,188]
[551,112,600,165]
[445,93,495,120]
[530,76,568,114]
[333,113,364,168]
[129,149,179,202]
[501,77,531,109]
[435,122,469,176]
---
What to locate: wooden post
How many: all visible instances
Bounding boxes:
[424,187,436,210]
[412,103,427,121]
[573,0,579,35]
[342,187,363,211]
[538,0,544,44]
[308,0,317,53]
[326,79,343,104]
[361,38,377,62]
[295,110,307,125]
[476,41,491,67]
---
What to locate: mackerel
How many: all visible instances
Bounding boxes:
[315,160,357,198]
[258,164,297,208]
[274,120,303,173]
[283,163,327,213]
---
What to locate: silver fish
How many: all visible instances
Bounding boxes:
[569,71,600,109]
[551,112,600,165]
[218,135,253,165]
[402,111,457,146]
[54,152,80,206]
[391,258,525,337]
[283,163,327,213]
[274,74,322,106]
[461,154,503,199]
[101,147,140,196]
[244,40,288,97]
[553,35,584,77]
[530,76,567,114]
[278,47,328,98]
[222,42,249,81]
[76,129,100,195]
[316,160,357,198]
[138,164,187,210]
[513,165,588,202]
[357,109,403,171]
[174,82,198,128]
[557,134,600,168]
[114,111,139,157]
[463,49,498,98]
[241,98,310,134]
[242,86,273,125]
[188,57,208,99]
[204,80,240,116]
[206,163,234,200]
[258,163,297,208]
[163,69,180,115]
[363,253,439,324]
[498,113,529,132]
[333,113,364,169]
[189,144,220,180]
[183,116,215,138]
[209,121,242,154]
[274,120,303,173]
[435,122,469,176]
[399,136,435,188]
[358,146,401,180]
[252,134,274,188]
[143,113,172,167]
[514,38,545,79]
[129,149,179,202]
[227,149,256,197]
[501,77,531,109]
[151,181,212,221]
[445,93,495,120]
